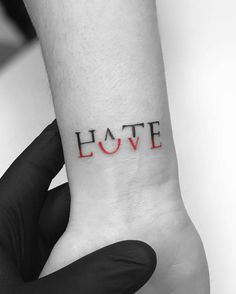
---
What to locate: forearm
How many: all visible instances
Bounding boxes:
[24,0,179,202]
[23,4,210,292]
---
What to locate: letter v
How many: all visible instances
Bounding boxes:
[128,137,140,151]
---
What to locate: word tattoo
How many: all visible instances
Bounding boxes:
[75,121,162,158]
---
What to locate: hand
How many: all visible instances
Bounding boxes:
[0,121,156,293]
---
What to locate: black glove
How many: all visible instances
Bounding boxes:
[0,121,156,293]
[1,0,36,40]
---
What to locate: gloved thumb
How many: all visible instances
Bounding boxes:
[9,241,156,294]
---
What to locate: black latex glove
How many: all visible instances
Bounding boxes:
[0,121,156,293]
[1,0,36,40]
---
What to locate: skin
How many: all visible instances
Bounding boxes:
[23,1,210,293]
[0,121,156,293]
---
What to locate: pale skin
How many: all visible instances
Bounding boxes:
[23,1,210,293]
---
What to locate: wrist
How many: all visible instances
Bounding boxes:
[64,118,178,197]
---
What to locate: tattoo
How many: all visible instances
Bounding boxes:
[98,139,122,155]
[105,128,115,141]
[75,130,96,158]
[122,123,145,138]
[75,121,162,159]
[148,121,161,149]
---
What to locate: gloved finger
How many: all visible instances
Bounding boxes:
[0,121,64,211]
[8,241,157,294]
[39,183,70,247]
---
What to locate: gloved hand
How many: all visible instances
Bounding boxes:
[0,121,156,293]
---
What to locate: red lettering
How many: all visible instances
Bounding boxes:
[79,149,93,158]
[128,137,140,151]
[98,139,122,155]
[151,139,162,149]
[76,131,95,158]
